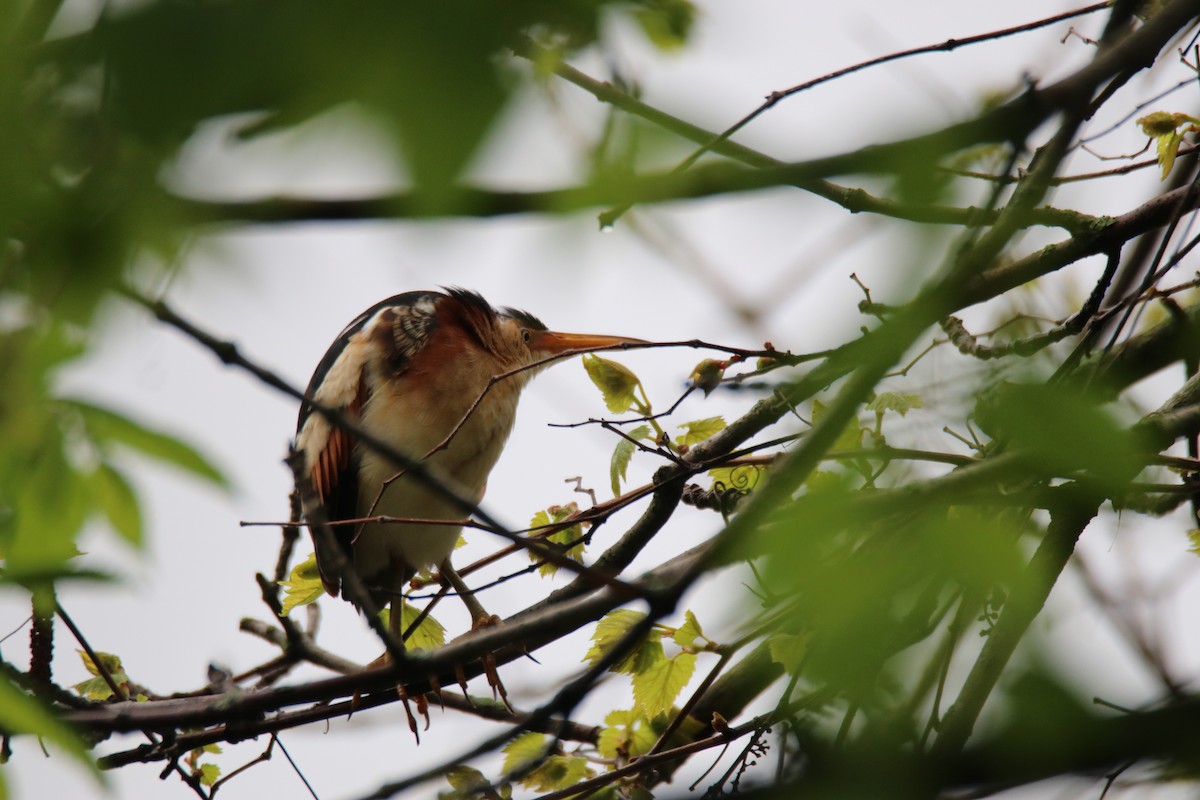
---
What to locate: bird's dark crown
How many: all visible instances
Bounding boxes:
[442,287,546,332]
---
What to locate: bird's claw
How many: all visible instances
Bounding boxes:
[483,653,512,712]
[468,615,512,712]
[366,650,431,741]
[397,684,430,742]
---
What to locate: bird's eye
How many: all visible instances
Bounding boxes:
[522,329,532,344]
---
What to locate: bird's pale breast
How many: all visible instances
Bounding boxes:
[351,351,525,593]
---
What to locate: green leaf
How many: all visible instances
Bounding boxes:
[502,731,548,774]
[804,469,850,494]
[1136,112,1200,180]
[529,504,586,577]
[610,424,651,496]
[79,649,124,678]
[633,652,696,718]
[583,355,641,414]
[632,0,696,50]
[1136,110,1186,137]
[523,756,593,792]
[708,464,765,493]
[0,676,98,781]
[445,765,489,794]
[64,399,226,486]
[398,598,446,652]
[1188,530,1200,557]
[813,398,863,452]
[1156,128,1184,179]
[4,440,88,575]
[672,609,703,647]
[278,553,325,616]
[974,383,1139,489]
[96,1,547,196]
[198,763,221,787]
[674,416,726,448]
[445,765,491,797]
[767,633,807,674]
[73,650,131,701]
[688,359,725,396]
[87,463,143,547]
[866,392,924,417]
[584,609,663,675]
[597,709,657,759]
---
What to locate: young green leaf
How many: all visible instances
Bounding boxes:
[597,709,658,759]
[584,609,664,675]
[812,398,864,452]
[866,392,924,417]
[73,650,131,700]
[522,756,594,793]
[767,633,807,675]
[708,464,765,494]
[633,652,696,718]
[278,553,325,616]
[583,355,641,413]
[674,416,726,448]
[610,424,651,496]
[445,765,490,795]
[688,358,726,396]
[529,503,586,577]
[397,598,446,651]
[672,609,703,647]
[502,731,548,774]
[1137,111,1200,179]
[633,0,696,51]
[197,763,221,787]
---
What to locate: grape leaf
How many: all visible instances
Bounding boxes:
[583,355,640,413]
[198,763,221,787]
[397,598,446,652]
[767,633,807,674]
[522,756,593,792]
[529,503,586,577]
[866,392,924,417]
[610,424,651,496]
[584,609,664,675]
[672,609,703,647]
[278,553,324,616]
[674,416,726,448]
[73,650,131,700]
[597,709,657,759]
[633,652,695,718]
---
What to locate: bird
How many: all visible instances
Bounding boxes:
[293,288,642,646]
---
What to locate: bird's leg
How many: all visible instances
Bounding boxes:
[439,560,511,711]
[369,597,429,740]
[440,561,500,630]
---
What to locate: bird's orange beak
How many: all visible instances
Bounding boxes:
[529,330,646,356]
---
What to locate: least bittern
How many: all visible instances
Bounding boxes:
[294,289,640,663]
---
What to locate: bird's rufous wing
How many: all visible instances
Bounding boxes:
[294,292,441,597]
[295,335,371,597]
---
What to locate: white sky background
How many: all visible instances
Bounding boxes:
[5,1,1200,798]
